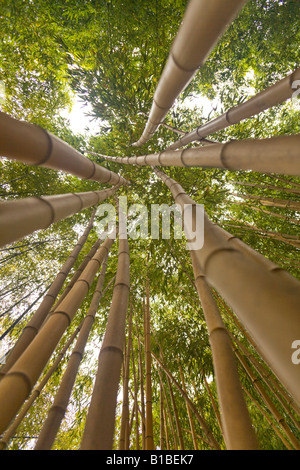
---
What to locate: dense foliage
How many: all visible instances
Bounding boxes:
[0,0,299,450]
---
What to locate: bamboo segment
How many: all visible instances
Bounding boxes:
[189,250,258,449]
[34,258,111,450]
[80,222,130,450]
[0,111,128,186]
[168,67,300,149]
[0,186,119,248]
[154,168,300,408]
[178,361,198,450]
[0,325,80,450]
[152,351,220,450]
[101,133,300,176]
[234,347,300,450]
[241,385,293,450]
[0,210,96,376]
[0,236,114,435]
[119,302,133,450]
[133,0,247,146]
[235,192,300,210]
[166,375,185,450]
[144,279,154,450]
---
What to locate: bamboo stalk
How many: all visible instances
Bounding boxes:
[231,179,300,195]
[168,68,300,150]
[137,330,146,449]
[241,385,293,450]
[80,215,130,450]
[101,134,300,176]
[0,186,119,248]
[133,0,247,146]
[235,192,300,210]
[130,340,140,451]
[144,277,154,450]
[234,347,300,450]
[159,371,166,450]
[0,236,114,435]
[0,210,97,376]
[189,249,259,449]
[119,300,133,450]
[0,325,80,450]
[152,351,220,450]
[34,258,111,450]
[216,293,300,418]
[154,168,300,408]
[166,374,185,450]
[0,111,128,186]
[200,375,223,434]
[231,333,300,433]
[178,361,198,450]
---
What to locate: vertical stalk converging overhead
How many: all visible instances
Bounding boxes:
[153,167,300,409]
[80,207,130,450]
[133,0,248,146]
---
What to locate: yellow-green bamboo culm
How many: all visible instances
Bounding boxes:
[0,325,80,450]
[0,236,114,435]
[34,257,112,450]
[0,210,97,377]
[0,111,128,186]
[100,134,300,177]
[0,186,120,248]
[190,249,259,449]
[80,218,130,450]
[153,167,300,409]
[133,0,248,146]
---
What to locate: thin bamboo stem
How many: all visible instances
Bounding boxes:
[234,346,300,450]
[144,276,154,450]
[178,360,198,450]
[154,168,300,408]
[119,300,133,450]
[152,351,220,450]
[168,68,300,150]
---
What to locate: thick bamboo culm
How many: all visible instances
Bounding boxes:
[80,220,130,450]
[0,324,80,450]
[133,0,247,146]
[189,249,258,449]
[0,235,114,435]
[100,133,300,176]
[0,111,128,186]
[153,168,300,408]
[34,258,111,450]
[152,351,220,450]
[168,67,300,150]
[0,186,119,248]
[0,210,96,377]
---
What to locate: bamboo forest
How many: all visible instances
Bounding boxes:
[0,0,300,453]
